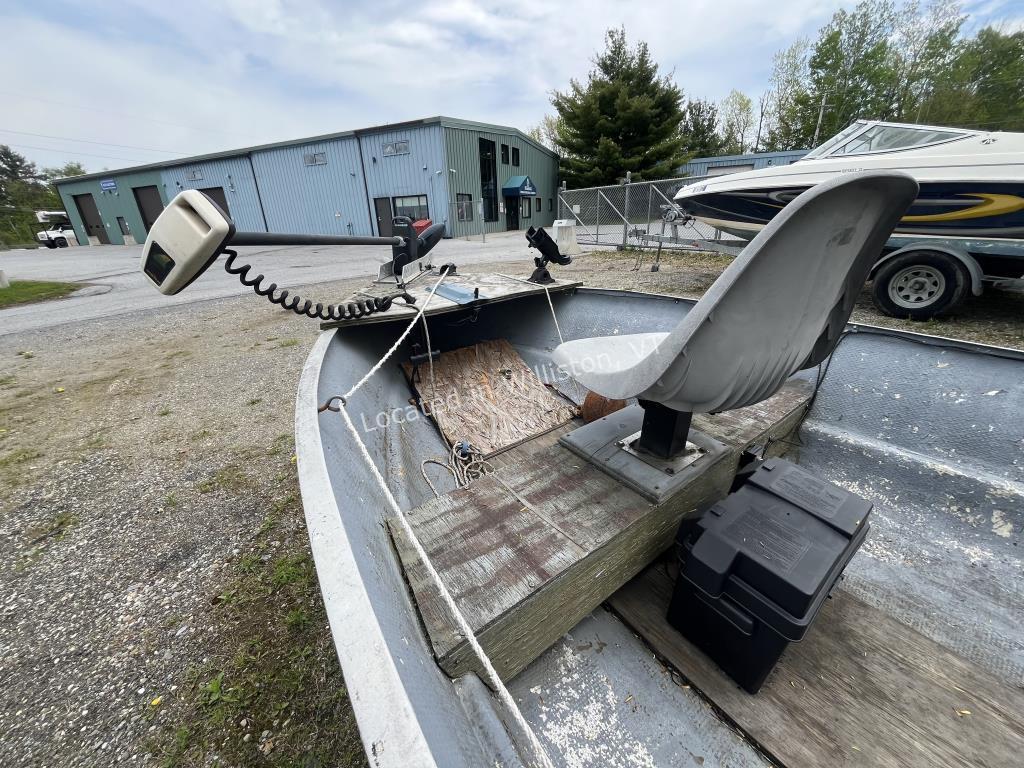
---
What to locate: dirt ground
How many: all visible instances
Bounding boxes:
[0,248,1020,767]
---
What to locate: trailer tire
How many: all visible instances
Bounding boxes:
[55,237,68,248]
[871,251,969,320]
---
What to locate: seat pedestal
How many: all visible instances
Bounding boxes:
[636,400,693,459]
[558,404,729,504]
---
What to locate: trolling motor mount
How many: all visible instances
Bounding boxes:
[525,226,572,284]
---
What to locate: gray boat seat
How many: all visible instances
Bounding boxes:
[552,171,919,415]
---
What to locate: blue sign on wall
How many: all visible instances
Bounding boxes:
[100,178,117,191]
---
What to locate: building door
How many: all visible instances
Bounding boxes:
[132,185,164,233]
[73,193,109,245]
[504,196,519,231]
[116,217,136,245]
[199,186,230,216]
[374,197,394,236]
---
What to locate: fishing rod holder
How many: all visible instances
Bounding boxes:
[525,226,572,284]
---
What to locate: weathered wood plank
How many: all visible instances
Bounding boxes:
[391,378,814,682]
[402,339,577,456]
[609,566,1024,768]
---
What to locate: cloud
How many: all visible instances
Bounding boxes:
[3,0,1013,172]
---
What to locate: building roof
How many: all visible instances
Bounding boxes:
[687,149,809,164]
[56,115,557,184]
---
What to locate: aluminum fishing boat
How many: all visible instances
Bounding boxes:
[675,120,1024,241]
[138,174,1024,768]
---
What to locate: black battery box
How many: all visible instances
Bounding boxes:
[667,457,871,693]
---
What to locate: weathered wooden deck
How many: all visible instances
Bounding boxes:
[390,378,814,681]
[610,565,1024,768]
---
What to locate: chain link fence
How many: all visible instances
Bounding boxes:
[557,175,747,253]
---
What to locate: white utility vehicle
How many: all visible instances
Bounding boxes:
[36,223,79,248]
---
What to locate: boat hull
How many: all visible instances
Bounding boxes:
[297,287,1024,767]
[680,180,1024,241]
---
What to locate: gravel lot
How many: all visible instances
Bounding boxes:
[1,245,1021,767]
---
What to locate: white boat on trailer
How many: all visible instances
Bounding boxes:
[139,173,1023,767]
[672,120,1024,319]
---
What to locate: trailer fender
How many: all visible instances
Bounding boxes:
[872,242,984,296]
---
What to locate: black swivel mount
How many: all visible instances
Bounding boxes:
[525,226,572,284]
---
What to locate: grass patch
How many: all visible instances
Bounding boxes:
[197,464,249,495]
[0,374,15,388]
[148,500,364,767]
[0,280,79,308]
[276,339,300,348]
[25,510,79,544]
[0,447,41,469]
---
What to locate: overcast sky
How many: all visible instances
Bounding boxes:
[2,0,1021,173]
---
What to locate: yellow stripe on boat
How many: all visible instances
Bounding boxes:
[901,193,1024,223]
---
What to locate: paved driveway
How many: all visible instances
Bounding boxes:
[0,231,534,336]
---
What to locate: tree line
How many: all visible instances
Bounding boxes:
[0,147,85,247]
[536,0,1024,187]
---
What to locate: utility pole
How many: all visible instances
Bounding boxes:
[812,91,829,147]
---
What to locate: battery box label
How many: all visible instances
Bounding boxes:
[768,471,847,519]
[725,504,810,572]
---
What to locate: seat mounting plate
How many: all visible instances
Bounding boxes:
[559,405,729,504]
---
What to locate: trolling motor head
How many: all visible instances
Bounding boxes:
[141,190,235,295]
[525,226,572,284]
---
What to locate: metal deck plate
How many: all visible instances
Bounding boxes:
[558,404,729,504]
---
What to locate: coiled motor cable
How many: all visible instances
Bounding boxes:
[222,249,414,321]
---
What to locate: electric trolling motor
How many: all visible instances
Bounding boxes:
[140,190,446,320]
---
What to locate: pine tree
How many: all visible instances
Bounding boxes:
[680,100,725,158]
[552,28,687,187]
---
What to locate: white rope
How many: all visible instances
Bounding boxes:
[497,274,564,344]
[343,273,448,401]
[327,271,554,766]
[498,273,585,403]
[335,405,555,768]
[419,311,443,445]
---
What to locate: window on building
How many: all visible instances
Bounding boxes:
[501,144,509,164]
[479,138,498,222]
[393,194,429,221]
[185,169,203,181]
[303,151,327,166]
[382,140,411,157]
[511,147,520,166]
[456,193,473,222]
[521,197,532,219]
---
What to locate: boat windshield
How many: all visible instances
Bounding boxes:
[802,121,868,159]
[807,122,969,159]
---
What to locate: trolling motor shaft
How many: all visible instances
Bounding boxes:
[140,190,446,296]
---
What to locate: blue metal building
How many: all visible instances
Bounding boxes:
[54,116,559,246]
[680,149,809,178]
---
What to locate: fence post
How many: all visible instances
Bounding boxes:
[621,172,631,250]
[596,191,601,245]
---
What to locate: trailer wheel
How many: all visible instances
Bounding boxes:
[55,237,68,248]
[871,251,969,320]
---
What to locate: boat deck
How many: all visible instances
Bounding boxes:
[387,330,1024,767]
[391,380,813,681]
